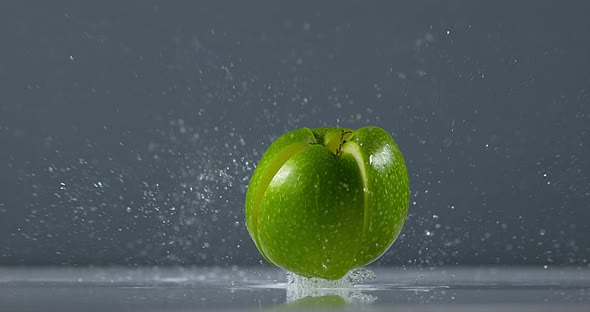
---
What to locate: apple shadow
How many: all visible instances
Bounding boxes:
[285,286,377,306]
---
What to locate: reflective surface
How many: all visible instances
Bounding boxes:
[1,266,588,311]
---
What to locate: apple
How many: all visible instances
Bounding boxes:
[245,126,410,280]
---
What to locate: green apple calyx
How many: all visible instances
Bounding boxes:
[245,126,410,280]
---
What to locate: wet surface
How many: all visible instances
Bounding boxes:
[0,266,588,311]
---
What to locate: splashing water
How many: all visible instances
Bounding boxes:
[285,267,377,304]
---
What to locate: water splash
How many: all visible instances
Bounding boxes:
[285,267,377,304]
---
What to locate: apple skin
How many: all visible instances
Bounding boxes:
[245,126,410,280]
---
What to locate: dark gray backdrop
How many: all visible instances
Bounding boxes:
[1,1,589,267]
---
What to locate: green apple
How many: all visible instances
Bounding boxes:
[245,126,410,280]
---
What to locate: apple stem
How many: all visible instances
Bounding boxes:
[336,130,353,155]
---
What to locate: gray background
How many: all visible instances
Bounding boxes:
[1,1,589,267]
